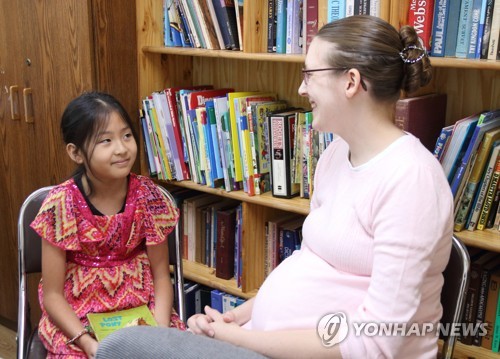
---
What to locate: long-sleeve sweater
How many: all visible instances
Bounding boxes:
[247,134,454,358]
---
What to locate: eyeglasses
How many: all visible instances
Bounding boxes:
[301,67,368,91]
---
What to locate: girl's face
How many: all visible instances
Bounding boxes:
[84,111,137,182]
[298,38,346,133]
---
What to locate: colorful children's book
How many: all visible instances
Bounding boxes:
[87,305,157,341]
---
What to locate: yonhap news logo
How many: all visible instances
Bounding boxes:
[317,312,349,347]
[316,312,488,348]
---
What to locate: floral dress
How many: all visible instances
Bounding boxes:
[31,174,185,358]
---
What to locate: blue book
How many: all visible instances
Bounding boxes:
[467,0,486,58]
[431,0,452,57]
[445,0,464,56]
[434,125,454,161]
[474,0,489,58]
[480,0,495,58]
[164,1,175,47]
[210,289,224,312]
[276,0,287,53]
[205,100,224,180]
[187,108,206,185]
[327,0,346,22]
[456,0,474,58]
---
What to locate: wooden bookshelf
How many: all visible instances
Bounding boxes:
[136,1,500,358]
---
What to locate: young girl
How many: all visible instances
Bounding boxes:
[31,91,185,358]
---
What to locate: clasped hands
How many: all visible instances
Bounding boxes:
[187,305,241,340]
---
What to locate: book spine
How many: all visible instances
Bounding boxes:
[276,0,287,53]
[431,0,451,56]
[407,0,436,51]
[305,0,318,53]
[327,0,345,22]
[475,0,490,58]
[481,272,500,349]
[444,0,464,56]
[487,185,500,227]
[488,0,500,59]
[481,0,496,58]
[478,156,500,230]
[467,0,485,58]
[456,0,474,57]
[267,0,277,52]
[474,266,492,346]
[215,209,236,280]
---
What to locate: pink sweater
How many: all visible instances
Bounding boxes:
[247,134,454,358]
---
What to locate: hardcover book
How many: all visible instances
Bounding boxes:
[87,305,157,341]
[394,93,447,152]
[211,0,240,50]
[430,0,451,57]
[444,0,464,57]
[268,108,302,198]
[216,206,237,280]
[407,0,436,51]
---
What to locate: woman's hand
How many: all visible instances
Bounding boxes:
[187,305,239,337]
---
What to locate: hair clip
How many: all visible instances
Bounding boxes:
[399,45,427,64]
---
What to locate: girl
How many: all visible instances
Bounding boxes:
[31,91,185,358]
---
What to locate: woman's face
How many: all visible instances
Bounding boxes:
[298,38,346,134]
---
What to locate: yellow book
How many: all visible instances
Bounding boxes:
[150,106,172,180]
[87,305,157,341]
[227,92,260,182]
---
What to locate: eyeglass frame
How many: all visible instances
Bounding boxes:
[301,67,368,91]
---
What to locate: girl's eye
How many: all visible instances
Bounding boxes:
[124,133,133,139]
[99,138,111,144]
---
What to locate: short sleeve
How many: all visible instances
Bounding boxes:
[131,177,180,246]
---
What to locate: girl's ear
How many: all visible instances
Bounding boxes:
[66,143,84,164]
[345,68,363,98]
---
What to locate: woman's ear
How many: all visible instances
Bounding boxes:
[345,69,363,98]
[66,143,84,164]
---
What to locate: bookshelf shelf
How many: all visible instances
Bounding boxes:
[142,46,305,63]
[164,180,310,216]
[455,229,500,253]
[430,57,500,70]
[181,261,257,299]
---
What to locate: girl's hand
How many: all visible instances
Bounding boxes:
[79,334,98,358]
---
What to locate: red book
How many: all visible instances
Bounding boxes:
[407,0,436,51]
[165,85,213,180]
[394,93,447,152]
[187,88,234,111]
[215,206,237,280]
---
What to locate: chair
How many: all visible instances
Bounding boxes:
[439,235,470,359]
[17,184,185,359]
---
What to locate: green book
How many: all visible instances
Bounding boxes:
[87,305,157,341]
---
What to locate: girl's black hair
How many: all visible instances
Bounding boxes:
[60,91,138,184]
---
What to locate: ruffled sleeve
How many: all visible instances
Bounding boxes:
[30,181,95,251]
[129,176,179,247]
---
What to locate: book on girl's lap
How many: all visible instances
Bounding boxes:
[86,305,157,341]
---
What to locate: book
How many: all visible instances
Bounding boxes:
[478,151,500,230]
[394,93,447,152]
[488,0,500,59]
[441,114,480,183]
[216,206,237,280]
[433,125,454,161]
[304,0,318,53]
[430,0,451,56]
[468,140,500,230]
[234,0,244,51]
[467,0,486,58]
[286,0,303,54]
[267,0,277,52]
[327,0,345,22]
[407,0,436,51]
[206,0,226,49]
[210,289,224,312]
[444,0,464,57]
[456,0,475,58]
[455,126,500,231]
[276,0,287,53]
[474,254,500,346]
[482,266,500,349]
[487,181,500,228]
[139,111,158,177]
[211,0,240,50]
[474,0,490,58]
[268,108,301,198]
[193,0,220,50]
[481,0,496,58]
[87,305,157,341]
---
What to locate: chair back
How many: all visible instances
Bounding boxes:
[156,184,186,322]
[440,235,470,359]
[17,186,54,359]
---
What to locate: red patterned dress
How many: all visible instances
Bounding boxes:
[31,174,185,358]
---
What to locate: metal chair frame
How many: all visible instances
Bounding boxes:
[440,235,470,359]
[17,184,185,359]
